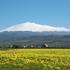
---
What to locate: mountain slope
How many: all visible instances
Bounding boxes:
[1,22,70,32]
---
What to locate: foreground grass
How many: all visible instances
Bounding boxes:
[0,49,70,70]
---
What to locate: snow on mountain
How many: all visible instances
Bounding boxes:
[1,22,70,32]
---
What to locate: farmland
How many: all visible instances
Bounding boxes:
[0,49,70,70]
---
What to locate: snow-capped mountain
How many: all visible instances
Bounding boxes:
[1,22,70,32]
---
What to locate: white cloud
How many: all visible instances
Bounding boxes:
[1,22,70,32]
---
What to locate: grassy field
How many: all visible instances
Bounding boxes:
[0,49,70,70]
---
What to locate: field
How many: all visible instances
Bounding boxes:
[0,49,70,70]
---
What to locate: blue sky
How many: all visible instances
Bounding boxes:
[0,0,70,30]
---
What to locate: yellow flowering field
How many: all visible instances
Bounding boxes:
[0,49,70,70]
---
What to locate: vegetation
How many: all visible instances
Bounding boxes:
[0,49,70,70]
[0,35,70,48]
